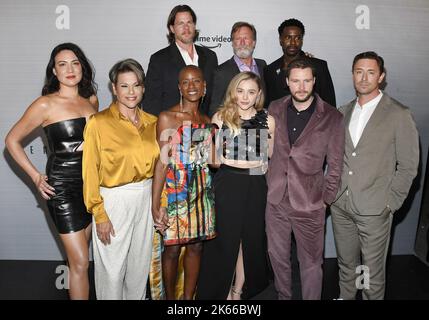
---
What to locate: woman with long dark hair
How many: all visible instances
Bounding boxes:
[5,42,98,299]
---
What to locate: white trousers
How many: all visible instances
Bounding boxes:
[93,179,154,300]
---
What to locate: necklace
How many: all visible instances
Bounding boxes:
[129,112,139,125]
[181,109,195,116]
[180,104,197,116]
[239,108,256,120]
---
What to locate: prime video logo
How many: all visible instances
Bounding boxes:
[196,34,231,49]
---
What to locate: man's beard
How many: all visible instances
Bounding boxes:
[177,31,195,45]
[233,46,254,59]
[291,90,313,103]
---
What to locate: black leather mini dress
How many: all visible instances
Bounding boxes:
[43,117,92,234]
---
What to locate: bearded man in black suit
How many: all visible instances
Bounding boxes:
[142,4,218,116]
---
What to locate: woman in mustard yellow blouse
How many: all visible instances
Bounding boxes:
[82,59,159,300]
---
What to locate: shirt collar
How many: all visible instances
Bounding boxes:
[355,90,383,110]
[233,55,258,74]
[176,42,198,66]
[109,102,145,123]
[288,95,316,113]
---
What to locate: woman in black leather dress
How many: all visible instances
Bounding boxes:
[5,43,98,299]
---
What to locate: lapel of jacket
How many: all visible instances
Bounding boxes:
[228,56,241,74]
[354,93,389,150]
[169,43,186,71]
[342,100,355,147]
[279,96,291,153]
[273,57,285,91]
[294,94,324,144]
[195,45,207,71]
[255,59,267,93]
[255,59,265,74]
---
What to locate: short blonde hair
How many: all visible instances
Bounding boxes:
[109,58,145,85]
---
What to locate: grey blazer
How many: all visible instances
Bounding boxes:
[333,93,419,215]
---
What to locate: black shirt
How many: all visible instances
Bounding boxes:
[287,97,316,145]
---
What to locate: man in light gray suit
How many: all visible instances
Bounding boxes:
[331,51,419,300]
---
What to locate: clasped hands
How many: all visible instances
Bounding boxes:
[152,207,169,235]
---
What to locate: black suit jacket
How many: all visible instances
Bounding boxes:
[264,52,336,107]
[142,43,218,116]
[208,57,267,117]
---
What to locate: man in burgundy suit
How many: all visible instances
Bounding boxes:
[265,58,344,300]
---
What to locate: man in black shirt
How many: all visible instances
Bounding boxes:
[287,96,315,146]
[266,58,344,300]
[264,18,336,107]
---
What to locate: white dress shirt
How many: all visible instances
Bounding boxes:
[176,42,199,66]
[349,90,383,148]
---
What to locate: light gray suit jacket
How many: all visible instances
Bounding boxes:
[333,93,419,215]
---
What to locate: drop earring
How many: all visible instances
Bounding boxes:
[200,88,207,108]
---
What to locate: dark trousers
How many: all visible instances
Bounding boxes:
[197,165,269,299]
[266,190,326,300]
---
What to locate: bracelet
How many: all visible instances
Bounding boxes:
[231,286,242,295]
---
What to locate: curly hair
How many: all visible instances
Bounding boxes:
[277,18,305,36]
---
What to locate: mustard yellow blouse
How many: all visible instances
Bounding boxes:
[82,102,159,224]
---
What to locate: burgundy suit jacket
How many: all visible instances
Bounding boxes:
[266,94,345,211]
